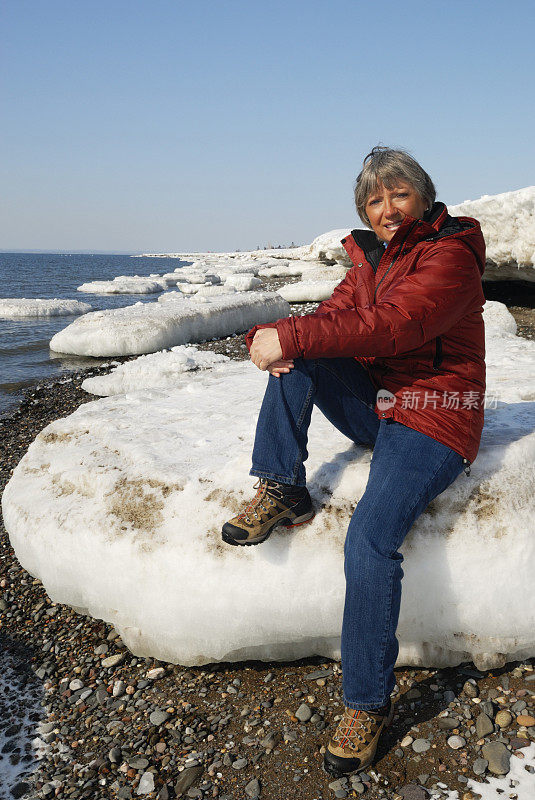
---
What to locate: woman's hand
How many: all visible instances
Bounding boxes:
[250,328,292,376]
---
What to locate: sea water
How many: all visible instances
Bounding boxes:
[0,253,187,415]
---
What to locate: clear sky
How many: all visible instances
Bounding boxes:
[2,0,534,253]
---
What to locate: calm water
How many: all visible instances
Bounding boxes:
[0,253,188,416]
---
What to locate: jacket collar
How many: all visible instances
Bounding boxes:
[343,202,449,270]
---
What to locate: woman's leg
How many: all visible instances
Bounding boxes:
[341,419,464,710]
[250,357,381,485]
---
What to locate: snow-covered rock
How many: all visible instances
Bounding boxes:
[4,301,534,669]
[0,298,92,318]
[82,345,229,396]
[49,292,290,357]
[278,280,341,302]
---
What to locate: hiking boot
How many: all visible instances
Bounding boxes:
[323,699,394,777]
[222,478,314,546]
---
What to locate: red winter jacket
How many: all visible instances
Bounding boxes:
[246,203,486,463]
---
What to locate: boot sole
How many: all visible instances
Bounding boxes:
[222,510,315,547]
[323,703,395,777]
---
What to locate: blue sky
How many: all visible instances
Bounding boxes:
[2,0,534,252]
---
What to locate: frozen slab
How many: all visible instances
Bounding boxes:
[224,274,262,291]
[450,186,535,278]
[4,302,535,669]
[49,292,290,357]
[82,345,229,396]
[0,298,92,318]
[278,279,341,302]
[77,277,164,294]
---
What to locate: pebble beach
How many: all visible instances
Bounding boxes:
[1,280,535,800]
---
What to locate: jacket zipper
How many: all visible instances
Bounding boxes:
[433,336,443,370]
[374,220,419,302]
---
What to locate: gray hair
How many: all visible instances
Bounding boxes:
[354,146,436,228]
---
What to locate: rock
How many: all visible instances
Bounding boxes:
[232,757,248,770]
[147,667,166,680]
[306,668,333,680]
[479,700,495,717]
[516,714,535,727]
[495,709,513,728]
[462,679,479,698]
[405,688,422,700]
[129,757,150,769]
[109,747,122,763]
[245,778,261,798]
[411,738,431,753]
[174,765,204,794]
[481,741,511,775]
[295,703,312,722]
[69,678,84,691]
[400,735,414,747]
[511,700,527,712]
[447,735,466,750]
[150,710,170,726]
[260,731,279,750]
[472,757,488,775]
[102,653,125,668]
[475,712,494,738]
[136,772,155,795]
[438,717,459,731]
[113,680,126,697]
[398,784,428,800]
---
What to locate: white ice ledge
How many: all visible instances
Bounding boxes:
[3,302,535,669]
[0,298,92,318]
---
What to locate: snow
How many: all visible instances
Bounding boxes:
[77,277,164,294]
[49,291,290,357]
[224,274,262,291]
[0,646,47,796]
[278,279,341,302]
[81,345,229,396]
[450,186,535,276]
[0,298,92,318]
[438,743,535,800]
[4,302,535,669]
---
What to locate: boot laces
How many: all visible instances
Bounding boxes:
[334,708,380,747]
[239,479,282,524]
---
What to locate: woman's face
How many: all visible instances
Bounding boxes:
[365,181,428,242]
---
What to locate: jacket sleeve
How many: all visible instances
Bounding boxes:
[275,241,484,360]
[244,268,359,352]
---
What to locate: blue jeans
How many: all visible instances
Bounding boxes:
[250,358,465,709]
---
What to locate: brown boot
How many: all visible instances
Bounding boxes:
[221,479,314,546]
[323,699,394,776]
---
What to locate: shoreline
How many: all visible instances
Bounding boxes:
[1,291,535,798]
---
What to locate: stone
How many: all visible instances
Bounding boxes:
[400,735,414,747]
[174,765,204,794]
[232,757,248,770]
[398,784,427,800]
[438,717,459,731]
[109,747,122,763]
[472,757,488,775]
[479,700,495,717]
[462,679,479,698]
[447,735,466,750]
[260,731,279,750]
[129,757,150,769]
[69,679,84,691]
[495,709,512,728]
[295,703,312,722]
[102,653,125,668]
[306,668,333,680]
[411,738,431,753]
[481,741,511,775]
[475,712,494,738]
[516,714,535,727]
[147,667,166,680]
[245,778,261,798]
[150,710,170,726]
[136,772,155,795]
[405,688,422,700]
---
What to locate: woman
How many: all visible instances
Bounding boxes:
[222,146,486,776]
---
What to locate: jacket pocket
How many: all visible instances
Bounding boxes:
[432,336,443,371]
